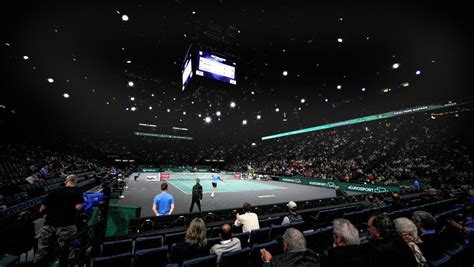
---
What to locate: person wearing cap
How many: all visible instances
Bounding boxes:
[34,175,84,263]
[189,178,203,213]
[282,201,304,225]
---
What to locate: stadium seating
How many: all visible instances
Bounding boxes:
[219,247,251,267]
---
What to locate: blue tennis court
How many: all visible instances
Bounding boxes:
[168,177,287,194]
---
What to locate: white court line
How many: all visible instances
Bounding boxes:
[168,180,192,194]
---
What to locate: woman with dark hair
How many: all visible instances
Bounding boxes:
[168,218,209,265]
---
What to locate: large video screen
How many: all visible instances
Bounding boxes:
[195,50,236,85]
[182,57,193,91]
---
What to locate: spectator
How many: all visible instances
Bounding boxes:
[209,223,242,264]
[152,182,174,216]
[393,217,428,267]
[234,202,260,233]
[367,213,418,267]
[189,178,203,213]
[168,218,209,265]
[282,201,303,225]
[327,218,373,267]
[390,192,405,211]
[334,186,348,198]
[34,175,83,264]
[260,228,320,267]
[447,202,474,246]
[411,211,445,261]
[39,165,49,178]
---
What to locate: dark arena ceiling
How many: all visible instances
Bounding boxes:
[0,0,472,145]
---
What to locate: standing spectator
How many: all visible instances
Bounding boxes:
[327,218,373,267]
[411,211,444,261]
[282,201,303,225]
[393,217,428,266]
[209,223,241,263]
[260,228,320,267]
[234,202,260,233]
[367,213,418,267]
[390,192,405,211]
[413,178,421,191]
[168,218,209,265]
[33,175,83,264]
[152,182,174,216]
[189,179,203,213]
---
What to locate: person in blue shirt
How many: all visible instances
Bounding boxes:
[413,179,420,191]
[152,182,175,216]
[211,172,223,198]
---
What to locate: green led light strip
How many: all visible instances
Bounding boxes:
[262,103,459,141]
[134,131,193,140]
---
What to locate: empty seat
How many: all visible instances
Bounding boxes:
[182,254,217,267]
[303,230,319,252]
[233,232,250,248]
[269,224,289,240]
[428,254,451,267]
[219,247,251,267]
[134,246,168,267]
[93,252,132,267]
[101,239,133,256]
[135,235,163,250]
[249,227,270,245]
[164,232,186,249]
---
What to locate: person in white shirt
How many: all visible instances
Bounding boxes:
[234,202,260,233]
[210,224,242,263]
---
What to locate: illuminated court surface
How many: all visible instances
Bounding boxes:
[118,172,353,217]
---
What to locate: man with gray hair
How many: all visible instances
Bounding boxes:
[393,217,427,267]
[34,175,84,264]
[260,228,320,266]
[412,211,444,261]
[327,218,374,267]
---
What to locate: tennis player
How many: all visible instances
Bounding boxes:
[211,172,223,198]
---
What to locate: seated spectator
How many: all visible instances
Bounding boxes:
[168,218,209,265]
[327,218,374,267]
[411,211,445,261]
[282,201,303,225]
[393,217,428,266]
[234,202,260,233]
[209,224,241,264]
[367,213,418,267]
[334,186,348,198]
[260,228,320,267]
[447,202,474,248]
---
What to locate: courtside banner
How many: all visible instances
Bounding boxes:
[160,173,171,179]
[278,176,399,193]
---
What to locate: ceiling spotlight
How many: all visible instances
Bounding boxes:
[242,120,247,125]
[204,116,211,123]
[282,70,288,76]
[23,56,29,60]
[257,115,261,120]
[392,63,400,69]
[275,108,280,112]
[192,11,196,14]
[182,111,186,115]
[362,88,366,92]
[230,102,236,108]
[216,111,221,116]
[151,94,155,97]
[337,85,342,90]
[126,60,131,64]
[106,102,110,105]
[63,93,70,98]
[166,109,170,112]
[300,98,306,103]
[416,70,421,75]
[121,14,129,21]
[251,142,257,146]
[298,107,302,111]
[47,78,54,83]
[337,38,343,43]
[325,98,329,102]
[149,106,153,110]
[131,107,136,111]
[128,81,134,87]
[130,97,135,101]
[339,17,343,21]
[198,114,202,118]
[251,91,255,95]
